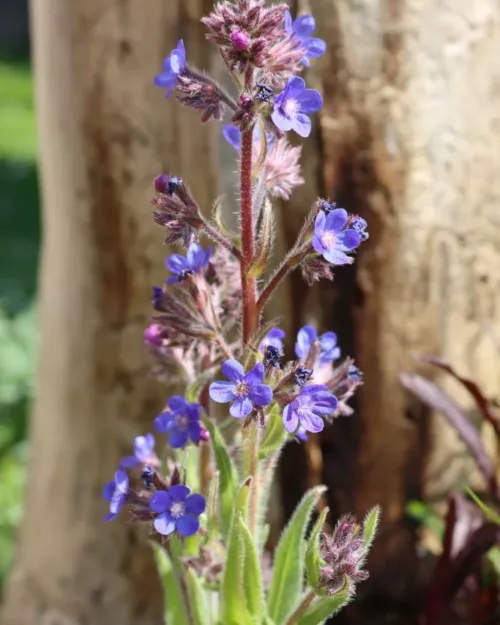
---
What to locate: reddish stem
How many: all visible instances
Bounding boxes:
[257,248,310,314]
[240,127,257,343]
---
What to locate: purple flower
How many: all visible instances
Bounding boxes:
[154,396,202,448]
[144,323,163,346]
[259,328,286,354]
[296,426,309,442]
[154,40,186,97]
[285,12,326,67]
[271,76,323,138]
[209,359,273,418]
[166,242,211,285]
[120,433,159,469]
[312,209,361,265]
[102,469,129,521]
[150,484,205,536]
[283,385,338,434]
[295,325,341,366]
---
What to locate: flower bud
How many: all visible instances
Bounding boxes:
[144,323,164,346]
[153,174,182,196]
[231,29,250,52]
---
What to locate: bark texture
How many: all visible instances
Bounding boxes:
[280,0,500,616]
[1,1,215,624]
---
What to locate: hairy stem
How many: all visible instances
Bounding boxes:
[240,127,258,343]
[248,420,261,535]
[165,540,195,625]
[202,221,242,262]
[257,248,309,314]
[285,590,316,625]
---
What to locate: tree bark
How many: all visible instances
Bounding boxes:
[1,1,215,623]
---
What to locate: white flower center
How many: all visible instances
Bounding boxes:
[234,381,249,397]
[321,231,336,248]
[283,98,299,117]
[170,501,186,519]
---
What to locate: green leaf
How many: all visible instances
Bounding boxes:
[152,541,189,625]
[221,513,254,625]
[362,505,381,551]
[186,567,210,625]
[202,415,239,539]
[305,507,329,588]
[239,514,265,620]
[466,488,500,525]
[267,485,327,625]
[259,405,288,459]
[298,581,351,625]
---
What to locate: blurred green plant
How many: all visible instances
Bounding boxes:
[0,54,39,592]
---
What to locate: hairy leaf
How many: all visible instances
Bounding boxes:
[186,567,210,625]
[267,485,327,625]
[152,541,189,625]
[362,505,381,551]
[259,404,288,459]
[305,507,329,588]
[297,581,351,625]
[239,514,266,620]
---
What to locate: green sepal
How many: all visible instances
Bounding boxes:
[305,507,329,588]
[267,485,327,625]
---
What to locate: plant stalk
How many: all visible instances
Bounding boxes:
[257,248,309,314]
[240,127,258,343]
[165,540,195,625]
[285,590,316,625]
[248,420,261,535]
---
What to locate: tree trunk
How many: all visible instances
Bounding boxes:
[1,1,215,623]
[279,0,500,619]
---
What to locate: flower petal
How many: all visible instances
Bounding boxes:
[176,513,200,537]
[185,493,206,515]
[249,383,273,407]
[166,253,189,274]
[154,513,176,536]
[221,359,245,382]
[110,492,127,515]
[134,434,154,461]
[114,469,129,493]
[325,208,348,232]
[312,393,338,415]
[271,108,293,132]
[169,484,190,500]
[154,73,176,88]
[336,229,361,251]
[168,428,189,449]
[295,325,317,360]
[283,404,299,433]
[154,412,175,433]
[223,125,241,151]
[299,409,325,433]
[230,397,253,419]
[285,10,293,33]
[120,455,140,469]
[102,481,116,501]
[188,421,201,443]
[168,395,188,412]
[322,248,353,266]
[186,242,203,267]
[169,49,185,75]
[292,113,312,138]
[209,380,236,403]
[244,362,265,385]
[293,14,316,38]
[176,39,186,64]
[286,76,306,95]
[295,89,323,114]
[305,37,326,58]
[150,490,171,513]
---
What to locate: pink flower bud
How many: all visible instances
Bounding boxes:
[144,323,163,346]
[199,426,211,442]
[231,30,250,52]
[153,174,171,194]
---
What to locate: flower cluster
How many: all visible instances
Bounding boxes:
[103,2,375,619]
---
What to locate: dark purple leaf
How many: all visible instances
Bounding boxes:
[414,354,500,440]
[400,372,498,497]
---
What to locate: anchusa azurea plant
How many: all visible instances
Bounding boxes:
[104,2,379,623]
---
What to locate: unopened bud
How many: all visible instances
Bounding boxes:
[231,29,250,51]
[199,426,211,442]
[144,323,163,346]
[153,174,182,196]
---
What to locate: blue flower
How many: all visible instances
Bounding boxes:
[223,124,274,152]
[295,325,341,366]
[154,40,186,97]
[283,385,338,434]
[285,11,326,67]
[120,433,159,469]
[296,426,309,442]
[102,469,129,521]
[259,328,286,354]
[154,396,202,448]
[271,77,323,138]
[166,242,211,285]
[209,359,273,418]
[150,484,205,536]
[312,208,361,265]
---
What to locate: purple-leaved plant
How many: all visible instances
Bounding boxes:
[103,2,377,622]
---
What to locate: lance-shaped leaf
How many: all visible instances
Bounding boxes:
[239,514,266,620]
[152,541,189,625]
[259,404,289,459]
[203,414,239,539]
[297,581,351,625]
[362,505,381,551]
[267,485,327,625]
[221,511,254,625]
[400,372,498,495]
[305,507,329,588]
[186,566,210,625]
